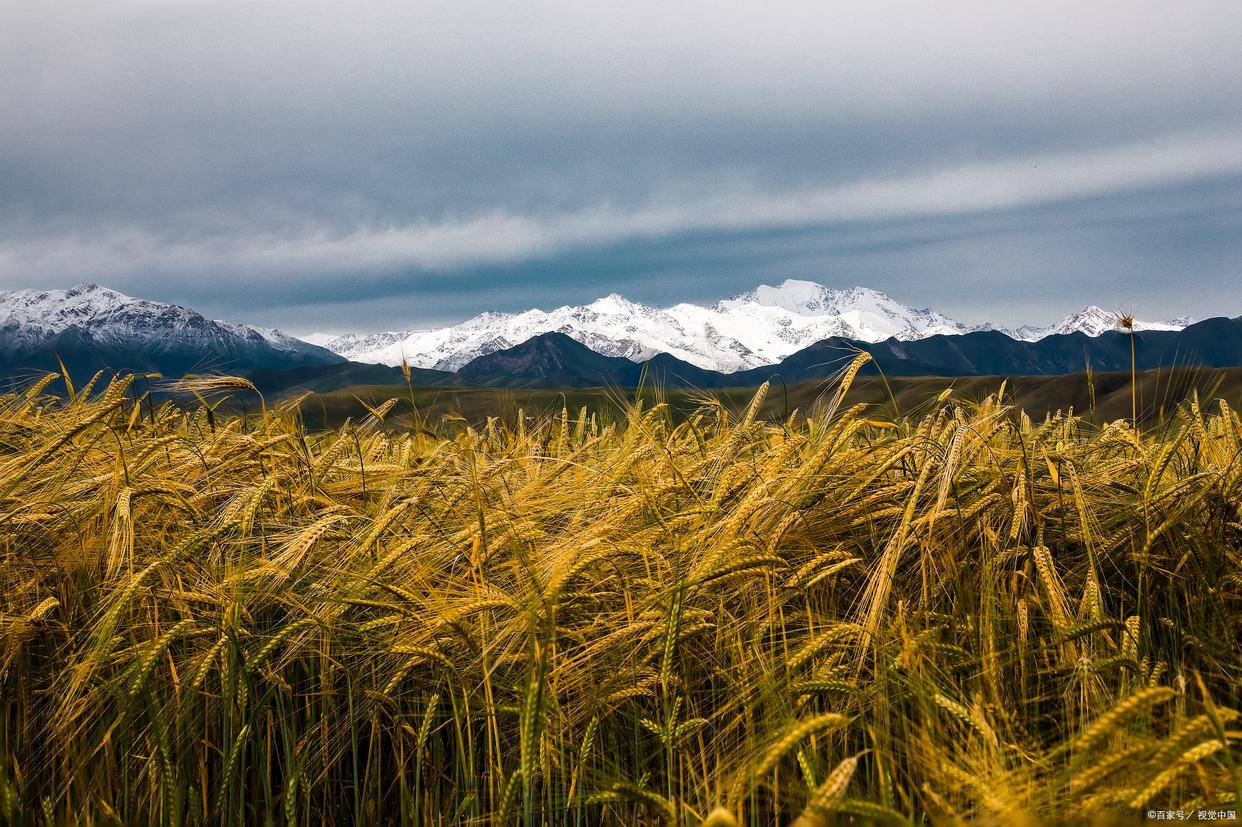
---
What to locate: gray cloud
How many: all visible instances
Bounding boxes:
[2,1,1240,331]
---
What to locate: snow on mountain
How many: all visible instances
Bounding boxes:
[714,282,969,343]
[301,330,408,356]
[0,282,338,368]
[310,283,1199,373]
[312,280,974,373]
[1011,306,1191,341]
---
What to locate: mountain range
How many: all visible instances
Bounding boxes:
[445,317,1242,389]
[252,314,1242,397]
[0,280,1232,393]
[306,280,1190,373]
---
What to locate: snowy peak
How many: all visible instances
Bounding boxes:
[720,280,968,339]
[0,282,341,373]
[1,282,133,328]
[1014,306,1192,341]
[1051,306,1126,338]
[586,293,644,315]
[727,279,840,314]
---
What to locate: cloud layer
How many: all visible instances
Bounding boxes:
[2,1,1240,330]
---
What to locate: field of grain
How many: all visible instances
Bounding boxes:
[1,359,1239,825]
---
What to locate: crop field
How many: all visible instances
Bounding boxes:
[0,358,1239,825]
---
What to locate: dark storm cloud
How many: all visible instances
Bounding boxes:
[2,1,1240,331]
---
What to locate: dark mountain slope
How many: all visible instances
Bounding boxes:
[456,332,747,388]
[0,324,344,383]
[457,332,649,387]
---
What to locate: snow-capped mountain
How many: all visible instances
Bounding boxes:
[1010,306,1191,341]
[309,280,976,373]
[0,283,342,375]
[0,281,1206,381]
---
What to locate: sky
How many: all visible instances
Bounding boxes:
[1,0,1240,334]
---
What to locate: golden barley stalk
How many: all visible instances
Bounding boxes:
[1129,740,1227,808]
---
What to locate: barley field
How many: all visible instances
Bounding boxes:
[1,359,1239,825]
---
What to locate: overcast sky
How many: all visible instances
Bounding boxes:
[2,1,1240,333]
